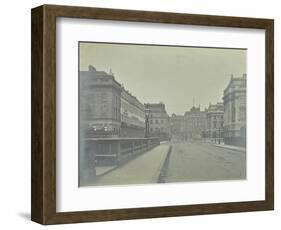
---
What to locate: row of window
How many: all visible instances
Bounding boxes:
[186,122,206,127]
[208,121,224,129]
[210,115,224,120]
[121,100,144,117]
[150,127,167,132]
[150,119,166,124]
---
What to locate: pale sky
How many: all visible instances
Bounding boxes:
[79,42,246,115]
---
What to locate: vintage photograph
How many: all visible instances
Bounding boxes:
[78,42,247,187]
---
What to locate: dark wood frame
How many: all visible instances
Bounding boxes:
[31,4,274,225]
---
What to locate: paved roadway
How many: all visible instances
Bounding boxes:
[84,141,246,187]
[166,141,246,183]
[89,143,170,186]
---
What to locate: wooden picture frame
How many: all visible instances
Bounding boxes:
[31,4,274,225]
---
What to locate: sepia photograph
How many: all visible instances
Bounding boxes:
[30,4,274,224]
[78,42,247,187]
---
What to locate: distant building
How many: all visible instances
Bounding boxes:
[145,103,170,140]
[170,114,185,141]
[79,65,145,138]
[206,102,224,143]
[184,106,207,140]
[223,74,247,147]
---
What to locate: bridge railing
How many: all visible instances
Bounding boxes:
[81,137,160,166]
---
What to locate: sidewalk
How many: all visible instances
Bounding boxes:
[213,143,246,152]
[96,166,117,176]
[89,143,170,186]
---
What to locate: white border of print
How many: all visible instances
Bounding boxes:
[56,17,265,212]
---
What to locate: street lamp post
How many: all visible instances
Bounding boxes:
[145,113,150,138]
[218,128,221,144]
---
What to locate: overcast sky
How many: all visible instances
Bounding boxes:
[79,42,246,115]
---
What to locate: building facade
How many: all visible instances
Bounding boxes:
[184,106,207,140]
[120,89,145,137]
[170,114,185,141]
[206,102,224,143]
[79,65,122,138]
[223,74,247,147]
[79,65,145,138]
[145,103,170,140]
